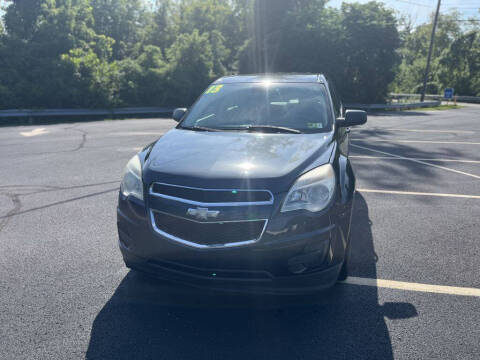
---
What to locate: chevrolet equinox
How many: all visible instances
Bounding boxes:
[117,74,367,294]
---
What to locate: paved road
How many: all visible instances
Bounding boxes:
[1,105,479,359]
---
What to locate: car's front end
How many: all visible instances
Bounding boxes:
[117,75,360,294]
[117,183,349,294]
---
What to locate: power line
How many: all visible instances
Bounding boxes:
[445,7,480,10]
[444,6,480,10]
[442,0,479,3]
[392,0,433,8]
[392,0,479,11]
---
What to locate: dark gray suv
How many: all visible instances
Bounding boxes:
[117,74,367,294]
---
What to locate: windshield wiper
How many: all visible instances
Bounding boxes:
[247,125,301,134]
[179,124,301,134]
[223,125,301,134]
[178,125,220,132]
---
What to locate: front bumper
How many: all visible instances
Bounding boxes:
[117,191,351,294]
[120,244,342,294]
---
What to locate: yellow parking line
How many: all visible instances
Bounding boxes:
[350,155,480,164]
[357,188,480,199]
[351,143,480,179]
[342,277,480,297]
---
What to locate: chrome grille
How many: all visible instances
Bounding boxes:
[151,210,267,248]
[149,183,273,248]
[149,183,273,206]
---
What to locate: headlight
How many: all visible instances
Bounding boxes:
[120,155,143,200]
[281,164,335,212]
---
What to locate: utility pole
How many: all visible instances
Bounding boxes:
[420,0,441,102]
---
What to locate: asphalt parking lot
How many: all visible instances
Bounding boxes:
[1,104,479,359]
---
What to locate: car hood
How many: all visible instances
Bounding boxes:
[143,128,334,193]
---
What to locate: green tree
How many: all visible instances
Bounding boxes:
[91,0,149,60]
[146,0,176,53]
[0,0,98,108]
[438,31,480,96]
[60,43,119,108]
[392,13,462,94]
[164,30,215,106]
[4,0,478,110]
[174,0,243,74]
[239,1,399,103]
[340,1,400,103]
[117,45,168,106]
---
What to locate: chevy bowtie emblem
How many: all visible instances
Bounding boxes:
[187,207,220,221]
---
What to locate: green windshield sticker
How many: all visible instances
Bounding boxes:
[205,85,224,94]
[307,123,322,129]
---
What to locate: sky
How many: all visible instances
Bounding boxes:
[328,0,480,26]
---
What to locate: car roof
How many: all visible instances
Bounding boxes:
[214,73,327,84]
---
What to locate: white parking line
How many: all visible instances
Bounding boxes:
[117,147,143,152]
[109,132,166,136]
[381,128,475,134]
[20,128,48,137]
[350,155,480,164]
[342,277,480,297]
[351,143,480,180]
[353,139,480,145]
[357,188,480,199]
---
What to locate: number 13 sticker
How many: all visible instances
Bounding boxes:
[205,85,224,94]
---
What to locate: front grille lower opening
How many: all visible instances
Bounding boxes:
[147,260,272,280]
[153,211,266,246]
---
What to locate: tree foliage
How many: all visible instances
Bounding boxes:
[1,0,475,110]
[392,13,480,96]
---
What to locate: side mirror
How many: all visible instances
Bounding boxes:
[172,108,187,122]
[336,109,367,128]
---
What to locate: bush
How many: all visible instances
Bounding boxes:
[413,82,440,95]
[60,48,119,108]
[163,30,215,107]
[117,46,168,106]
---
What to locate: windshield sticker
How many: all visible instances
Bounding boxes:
[307,123,322,129]
[205,85,224,94]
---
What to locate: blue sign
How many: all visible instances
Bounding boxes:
[444,88,454,99]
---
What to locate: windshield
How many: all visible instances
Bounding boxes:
[179,82,333,133]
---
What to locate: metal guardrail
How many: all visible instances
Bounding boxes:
[0,96,460,123]
[0,107,174,118]
[345,101,441,111]
[390,93,480,103]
